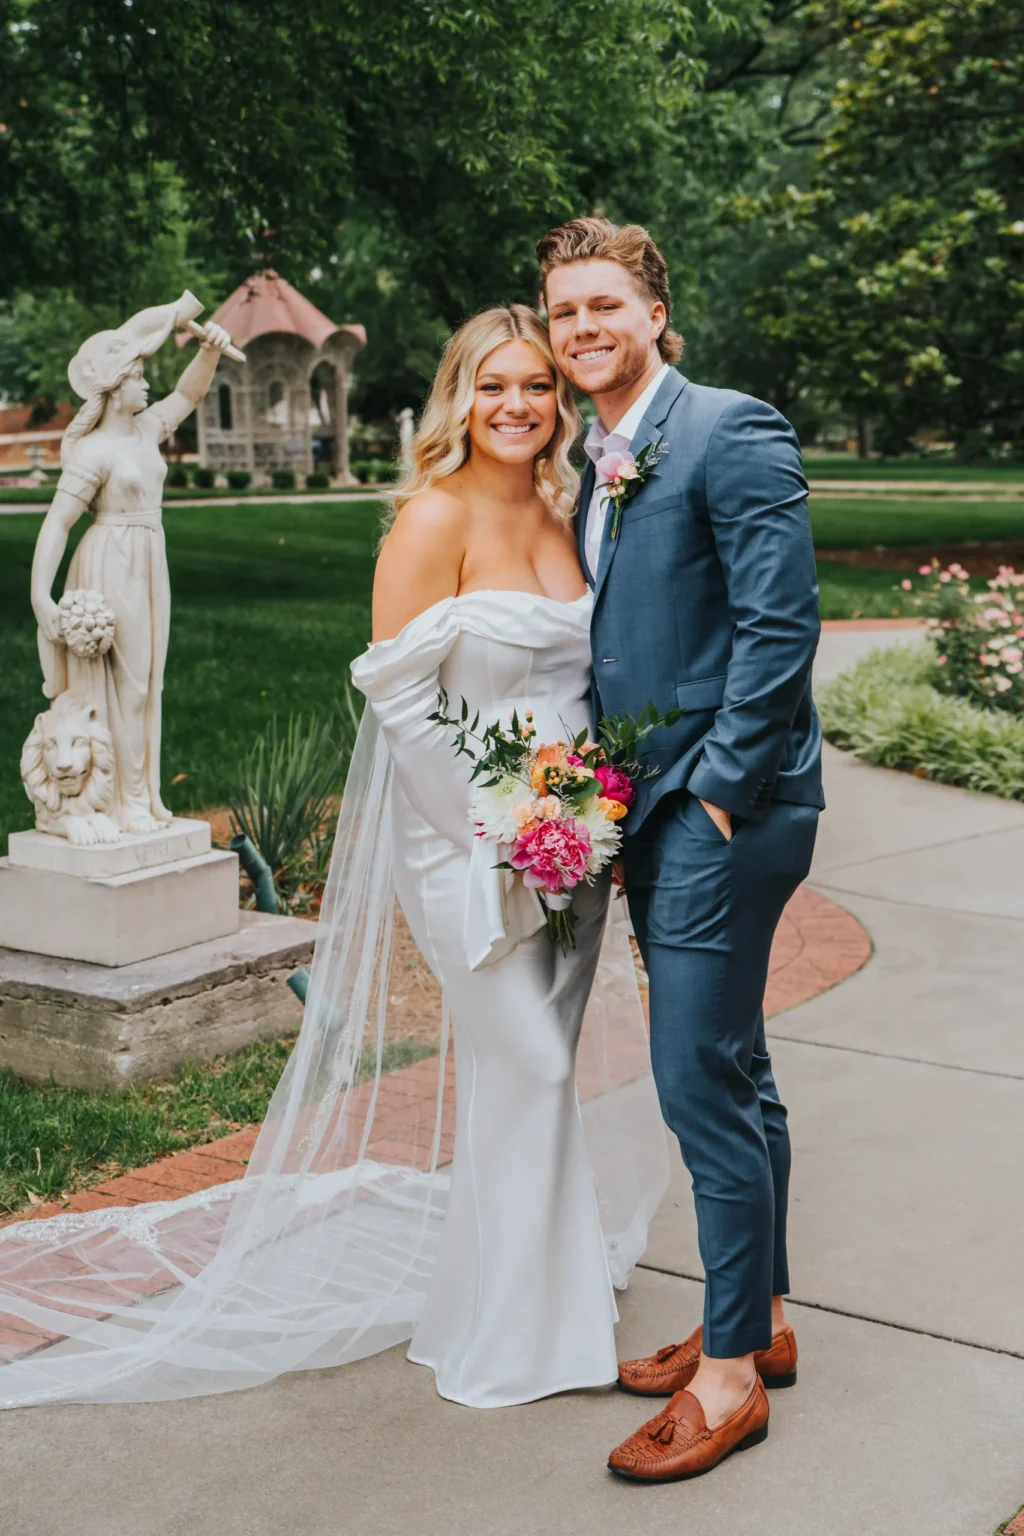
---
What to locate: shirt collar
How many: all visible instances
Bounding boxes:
[583,362,670,465]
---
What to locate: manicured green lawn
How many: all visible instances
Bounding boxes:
[815,563,921,620]
[804,455,1024,483]
[0,484,379,505]
[6,494,1019,842]
[0,1034,434,1214]
[0,499,384,846]
[810,497,1024,548]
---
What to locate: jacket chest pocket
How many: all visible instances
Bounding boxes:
[620,491,678,528]
[675,674,727,711]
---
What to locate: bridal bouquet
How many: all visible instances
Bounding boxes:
[430,691,681,949]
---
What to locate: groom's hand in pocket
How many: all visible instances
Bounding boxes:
[699,799,733,842]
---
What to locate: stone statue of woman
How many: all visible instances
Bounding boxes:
[30,293,235,837]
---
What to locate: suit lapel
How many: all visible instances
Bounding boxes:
[577,457,597,588]
[592,369,688,605]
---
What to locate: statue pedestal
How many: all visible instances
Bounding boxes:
[0,818,239,967]
[7,818,212,878]
[0,913,315,1090]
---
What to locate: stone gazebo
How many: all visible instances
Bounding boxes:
[181,270,366,482]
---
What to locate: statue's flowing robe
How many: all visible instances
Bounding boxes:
[55,392,194,825]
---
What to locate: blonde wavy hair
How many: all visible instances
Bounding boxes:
[390,305,580,526]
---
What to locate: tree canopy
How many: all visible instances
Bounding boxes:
[734,0,1024,455]
[1,0,1020,455]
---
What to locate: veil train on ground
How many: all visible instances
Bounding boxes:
[0,703,667,1410]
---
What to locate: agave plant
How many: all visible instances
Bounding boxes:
[228,686,362,905]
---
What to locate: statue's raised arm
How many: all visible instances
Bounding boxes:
[26,292,241,842]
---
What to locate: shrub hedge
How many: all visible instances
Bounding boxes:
[818,644,1024,801]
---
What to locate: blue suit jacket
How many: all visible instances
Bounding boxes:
[580,369,824,830]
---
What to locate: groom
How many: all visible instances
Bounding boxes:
[539,217,824,1482]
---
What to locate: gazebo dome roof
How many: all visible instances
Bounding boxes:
[178,270,366,351]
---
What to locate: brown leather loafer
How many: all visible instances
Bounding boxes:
[617,1322,798,1396]
[608,1379,769,1483]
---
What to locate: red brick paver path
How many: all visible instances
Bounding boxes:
[820,617,924,632]
[0,886,869,1367]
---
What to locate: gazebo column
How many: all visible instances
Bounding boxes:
[333,363,354,485]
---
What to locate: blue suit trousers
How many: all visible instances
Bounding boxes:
[624,790,819,1358]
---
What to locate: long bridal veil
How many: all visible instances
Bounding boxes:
[0,705,667,1409]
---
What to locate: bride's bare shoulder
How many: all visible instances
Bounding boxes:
[385,486,469,545]
[373,488,469,642]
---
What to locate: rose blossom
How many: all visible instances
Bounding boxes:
[510,817,591,892]
[593,763,636,807]
[901,579,913,590]
[918,565,932,576]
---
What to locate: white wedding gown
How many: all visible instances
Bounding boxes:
[0,589,666,1411]
[355,589,632,1406]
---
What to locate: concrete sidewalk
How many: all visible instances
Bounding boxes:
[3,626,1023,1536]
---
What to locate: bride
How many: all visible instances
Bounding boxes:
[0,306,666,1411]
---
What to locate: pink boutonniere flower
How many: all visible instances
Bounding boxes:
[598,441,668,541]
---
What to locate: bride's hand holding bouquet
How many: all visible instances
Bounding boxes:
[429,691,681,948]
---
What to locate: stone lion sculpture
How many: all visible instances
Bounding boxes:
[20,691,122,846]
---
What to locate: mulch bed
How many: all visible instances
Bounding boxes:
[818,542,1024,576]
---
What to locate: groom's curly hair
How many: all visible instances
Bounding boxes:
[536,217,684,365]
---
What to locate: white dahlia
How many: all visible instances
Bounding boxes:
[468,776,536,844]
[577,796,624,875]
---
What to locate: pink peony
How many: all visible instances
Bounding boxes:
[596,449,635,484]
[510,817,591,893]
[593,763,636,807]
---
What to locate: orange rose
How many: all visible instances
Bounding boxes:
[598,796,628,823]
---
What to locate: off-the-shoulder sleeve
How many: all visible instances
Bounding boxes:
[56,456,105,507]
[141,390,194,444]
[352,600,546,970]
[351,601,475,852]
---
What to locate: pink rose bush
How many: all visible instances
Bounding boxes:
[901,559,1024,712]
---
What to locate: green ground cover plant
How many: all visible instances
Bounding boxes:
[818,644,1024,802]
[0,1033,434,1215]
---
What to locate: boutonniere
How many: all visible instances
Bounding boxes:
[597,441,668,540]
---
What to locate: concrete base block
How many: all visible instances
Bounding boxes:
[0,850,239,967]
[8,817,212,878]
[0,912,316,1089]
